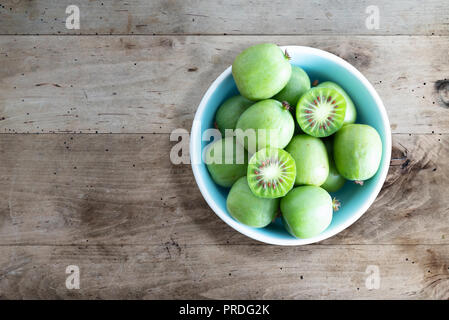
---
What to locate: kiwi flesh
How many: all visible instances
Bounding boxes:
[317,81,356,124]
[296,87,347,138]
[247,148,296,198]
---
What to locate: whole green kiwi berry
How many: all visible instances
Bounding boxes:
[232,43,291,101]
[205,136,248,187]
[235,99,295,153]
[281,186,333,238]
[321,138,346,192]
[317,81,357,124]
[227,176,279,228]
[273,65,311,107]
[322,159,346,193]
[215,95,253,136]
[285,134,329,186]
[333,124,382,181]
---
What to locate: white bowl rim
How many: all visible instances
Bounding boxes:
[190,45,392,246]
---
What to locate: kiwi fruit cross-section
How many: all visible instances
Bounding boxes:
[317,81,357,125]
[247,148,296,199]
[296,87,347,137]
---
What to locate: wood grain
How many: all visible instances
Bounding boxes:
[0,0,448,35]
[1,1,448,300]
[0,35,448,134]
[0,244,448,299]
[0,133,447,246]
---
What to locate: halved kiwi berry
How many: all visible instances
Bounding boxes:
[247,148,296,199]
[296,87,347,138]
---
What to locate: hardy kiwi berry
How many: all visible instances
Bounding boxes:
[321,138,346,193]
[205,136,248,188]
[333,124,382,181]
[273,65,311,107]
[317,81,356,125]
[285,135,329,186]
[235,99,295,153]
[247,148,296,199]
[232,43,292,101]
[214,95,253,136]
[227,176,279,228]
[281,186,333,239]
[296,87,347,137]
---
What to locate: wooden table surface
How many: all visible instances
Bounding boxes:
[0,0,448,299]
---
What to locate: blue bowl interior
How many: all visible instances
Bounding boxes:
[195,51,389,241]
